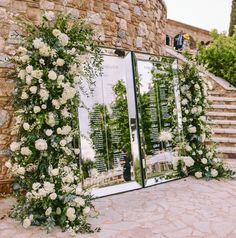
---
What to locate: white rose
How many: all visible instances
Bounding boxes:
[74,148,80,155]
[181,98,188,105]
[51,168,59,176]
[44,182,55,193]
[52,99,60,109]
[195,171,202,179]
[188,126,197,133]
[46,112,56,127]
[23,123,30,131]
[211,169,218,177]
[26,75,32,85]
[18,70,26,80]
[48,70,57,80]
[39,89,49,102]
[39,45,51,57]
[45,207,52,216]
[33,106,41,114]
[56,58,65,66]
[185,144,192,152]
[201,158,208,165]
[23,218,31,228]
[29,86,37,94]
[32,182,41,190]
[62,86,77,101]
[20,55,29,63]
[45,129,53,136]
[31,70,43,79]
[33,38,43,49]
[57,75,65,84]
[10,142,21,151]
[198,150,203,155]
[35,139,48,151]
[183,156,194,167]
[21,92,29,100]
[61,125,72,135]
[52,29,61,37]
[66,207,76,221]
[44,11,55,21]
[21,147,32,156]
[26,65,33,74]
[58,33,69,46]
[83,207,90,215]
[49,193,57,200]
[75,186,82,195]
[74,197,85,207]
[61,108,70,118]
[17,167,25,175]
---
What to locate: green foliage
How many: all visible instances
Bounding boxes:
[197,30,236,86]
[229,0,236,36]
[8,12,102,234]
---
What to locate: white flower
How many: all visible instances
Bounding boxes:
[23,123,30,131]
[39,45,51,57]
[35,139,48,151]
[52,99,60,109]
[74,148,80,155]
[51,168,59,176]
[201,158,208,165]
[56,207,61,215]
[31,70,43,79]
[33,106,41,114]
[188,126,197,133]
[66,207,76,221]
[61,108,70,118]
[44,11,55,21]
[183,156,194,167]
[17,167,25,175]
[62,125,72,135]
[33,38,43,49]
[45,129,53,136]
[52,29,61,37]
[10,142,21,151]
[39,89,49,101]
[45,207,52,216]
[49,193,57,200]
[60,139,67,147]
[83,206,90,215]
[74,197,85,207]
[62,86,77,101]
[29,86,37,94]
[21,92,29,100]
[211,169,218,177]
[26,75,32,85]
[75,186,82,195]
[57,75,65,84]
[181,98,188,105]
[48,70,57,80]
[18,70,26,80]
[69,63,77,75]
[159,131,172,142]
[26,65,33,74]
[23,218,31,228]
[185,144,192,152]
[5,161,12,169]
[56,58,65,66]
[44,182,55,193]
[21,147,32,156]
[39,58,45,65]
[18,47,27,54]
[32,182,41,190]
[20,55,30,63]
[195,171,202,179]
[58,33,69,46]
[46,112,56,127]
[41,104,47,109]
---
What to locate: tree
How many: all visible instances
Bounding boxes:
[229,0,236,36]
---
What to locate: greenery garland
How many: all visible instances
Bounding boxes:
[5,12,102,235]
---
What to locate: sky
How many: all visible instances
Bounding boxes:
[164,0,232,33]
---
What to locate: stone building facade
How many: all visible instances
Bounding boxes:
[0,0,167,193]
[166,19,213,49]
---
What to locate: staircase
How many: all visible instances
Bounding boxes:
[165,46,236,170]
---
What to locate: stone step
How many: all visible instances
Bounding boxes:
[207,136,236,143]
[212,128,236,134]
[210,104,236,110]
[208,120,236,129]
[217,146,236,154]
[209,91,222,96]
[208,96,236,102]
[207,111,236,120]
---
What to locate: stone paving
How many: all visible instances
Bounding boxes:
[0,177,236,238]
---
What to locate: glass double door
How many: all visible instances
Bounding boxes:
[78,49,181,197]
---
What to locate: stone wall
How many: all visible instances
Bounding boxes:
[166,19,213,48]
[0,0,167,193]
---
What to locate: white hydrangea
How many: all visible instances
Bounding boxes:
[66,207,76,221]
[39,45,51,57]
[31,70,43,79]
[17,167,25,175]
[45,129,53,136]
[21,92,29,100]
[21,147,32,156]
[45,207,52,216]
[183,156,194,167]
[62,86,77,101]
[29,86,37,94]
[33,106,41,114]
[52,29,61,37]
[39,89,49,102]
[210,169,218,177]
[20,55,30,63]
[181,98,188,106]
[23,123,30,131]
[56,58,65,66]
[201,158,208,165]
[44,182,55,193]
[10,142,21,151]
[48,70,57,80]
[23,218,31,229]
[35,139,48,151]
[58,33,69,46]
[51,168,59,176]
[32,182,41,190]
[195,171,202,179]
[33,38,44,49]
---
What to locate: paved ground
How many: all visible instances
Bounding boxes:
[0,177,236,238]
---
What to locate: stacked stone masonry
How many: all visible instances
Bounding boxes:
[0,0,167,193]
